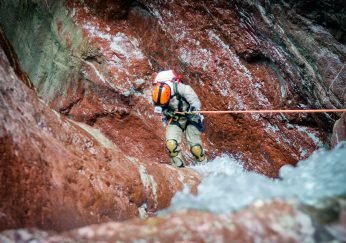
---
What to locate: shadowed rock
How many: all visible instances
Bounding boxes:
[1,0,340,178]
[1,200,345,242]
[0,43,200,231]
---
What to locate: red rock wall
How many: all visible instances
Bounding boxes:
[0,0,343,179]
[2,0,341,178]
[0,201,321,242]
[66,201,315,242]
[0,0,345,234]
[0,43,199,231]
[60,0,335,177]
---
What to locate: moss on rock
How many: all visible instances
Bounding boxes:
[0,0,88,102]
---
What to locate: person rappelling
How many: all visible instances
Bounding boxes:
[152,70,208,167]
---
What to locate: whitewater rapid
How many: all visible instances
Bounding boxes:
[162,142,346,214]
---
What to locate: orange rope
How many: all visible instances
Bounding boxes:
[175,109,346,115]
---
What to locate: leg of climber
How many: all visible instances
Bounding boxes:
[186,124,207,164]
[166,123,185,167]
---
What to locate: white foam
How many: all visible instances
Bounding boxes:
[161,143,346,214]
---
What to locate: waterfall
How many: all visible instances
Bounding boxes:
[162,142,346,214]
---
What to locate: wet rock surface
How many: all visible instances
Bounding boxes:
[0,44,200,231]
[0,0,345,239]
[66,201,314,242]
[331,113,346,148]
[1,0,343,178]
[1,200,345,242]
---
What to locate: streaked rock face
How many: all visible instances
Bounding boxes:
[2,0,337,178]
[0,0,345,238]
[65,201,314,242]
[2,200,344,243]
[0,43,200,231]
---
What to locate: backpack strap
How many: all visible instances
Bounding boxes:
[173,82,190,112]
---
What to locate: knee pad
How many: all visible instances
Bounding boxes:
[190,144,206,162]
[166,139,179,158]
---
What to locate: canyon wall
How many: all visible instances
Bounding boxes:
[0,37,199,231]
[2,0,343,178]
[0,0,345,233]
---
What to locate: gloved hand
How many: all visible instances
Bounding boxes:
[188,106,197,114]
[163,109,175,118]
[187,106,203,120]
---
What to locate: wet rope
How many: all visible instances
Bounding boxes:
[175,109,346,115]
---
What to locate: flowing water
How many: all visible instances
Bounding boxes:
[162,142,346,215]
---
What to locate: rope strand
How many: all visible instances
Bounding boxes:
[175,109,346,115]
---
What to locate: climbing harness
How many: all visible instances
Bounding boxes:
[172,82,190,112]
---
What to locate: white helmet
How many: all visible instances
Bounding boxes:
[152,70,183,85]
